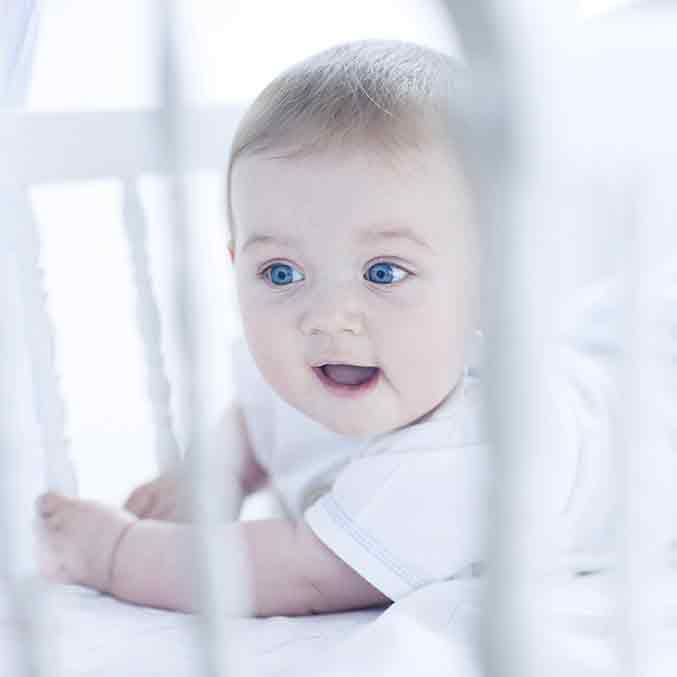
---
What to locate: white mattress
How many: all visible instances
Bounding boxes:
[0,583,379,677]
[2,573,677,677]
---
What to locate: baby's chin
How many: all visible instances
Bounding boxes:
[305,403,407,439]
[310,392,456,437]
[316,416,387,439]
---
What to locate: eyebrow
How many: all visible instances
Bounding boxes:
[239,225,431,253]
[240,234,301,253]
[358,226,431,250]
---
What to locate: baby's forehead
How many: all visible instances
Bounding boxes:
[233,163,466,246]
[231,143,474,259]
[234,141,471,211]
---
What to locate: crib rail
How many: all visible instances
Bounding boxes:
[155,2,244,675]
[0,107,241,186]
[441,3,537,675]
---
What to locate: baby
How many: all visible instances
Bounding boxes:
[37,40,488,616]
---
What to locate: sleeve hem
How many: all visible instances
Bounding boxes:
[304,495,430,602]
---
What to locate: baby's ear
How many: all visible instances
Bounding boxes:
[227,238,235,263]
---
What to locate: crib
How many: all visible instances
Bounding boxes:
[2,1,677,676]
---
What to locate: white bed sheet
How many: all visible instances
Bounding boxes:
[2,572,677,677]
[0,583,379,677]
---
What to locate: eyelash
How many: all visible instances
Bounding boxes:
[258,260,304,287]
[257,259,414,288]
[364,260,411,285]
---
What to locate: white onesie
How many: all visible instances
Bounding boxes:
[232,339,490,601]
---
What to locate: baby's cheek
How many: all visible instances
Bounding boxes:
[242,316,299,395]
[387,308,462,398]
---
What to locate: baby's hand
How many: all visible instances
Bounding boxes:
[124,466,191,522]
[36,492,136,592]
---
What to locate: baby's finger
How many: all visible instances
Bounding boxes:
[124,486,154,517]
[36,491,66,518]
[149,497,178,521]
[43,512,65,532]
[123,485,143,511]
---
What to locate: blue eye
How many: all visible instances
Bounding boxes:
[262,262,305,286]
[364,262,409,285]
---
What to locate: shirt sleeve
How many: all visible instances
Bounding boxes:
[304,445,490,601]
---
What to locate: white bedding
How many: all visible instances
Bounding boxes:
[0,583,379,676]
[2,572,676,676]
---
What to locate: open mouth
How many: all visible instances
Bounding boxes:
[313,364,380,397]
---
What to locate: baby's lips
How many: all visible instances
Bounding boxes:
[321,364,378,386]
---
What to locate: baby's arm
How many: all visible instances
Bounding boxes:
[246,519,391,615]
[124,402,267,522]
[109,515,390,615]
[38,494,389,616]
[38,395,388,615]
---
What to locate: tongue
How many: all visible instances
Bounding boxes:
[322,365,377,386]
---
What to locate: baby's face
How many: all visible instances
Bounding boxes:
[231,144,476,437]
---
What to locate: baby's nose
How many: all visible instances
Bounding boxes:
[299,285,365,337]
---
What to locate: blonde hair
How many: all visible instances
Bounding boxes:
[226,40,467,236]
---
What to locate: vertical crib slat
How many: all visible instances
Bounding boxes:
[0,187,61,677]
[4,186,76,497]
[0,249,32,677]
[156,2,249,676]
[0,363,47,677]
[441,3,589,676]
[616,182,676,675]
[616,227,650,676]
[122,179,181,471]
[618,15,677,672]
[439,3,531,675]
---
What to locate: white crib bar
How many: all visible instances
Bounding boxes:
[157,1,245,675]
[0,0,42,108]
[4,186,77,497]
[0,421,54,677]
[0,108,242,187]
[122,179,181,471]
[442,2,585,675]
[616,177,677,673]
[0,196,59,677]
[440,2,532,675]
[617,248,652,675]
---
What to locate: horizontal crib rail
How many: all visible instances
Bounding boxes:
[0,106,242,186]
